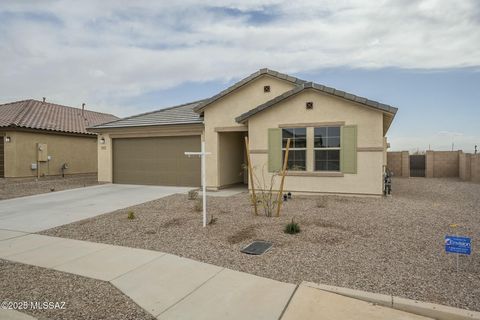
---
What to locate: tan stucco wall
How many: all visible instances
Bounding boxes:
[95,124,204,182]
[247,89,385,195]
[2,130,97,178]
[383,137,388,167]
[203,74,297,188]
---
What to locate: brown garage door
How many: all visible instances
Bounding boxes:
[113,136,201,186]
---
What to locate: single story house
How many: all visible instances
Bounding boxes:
[0,99,118,178]
[91,69,397,196]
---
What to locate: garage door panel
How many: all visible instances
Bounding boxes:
[113,136,200,187]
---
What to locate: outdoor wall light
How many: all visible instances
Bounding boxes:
[99,137,106,144]
[5,136,11,142]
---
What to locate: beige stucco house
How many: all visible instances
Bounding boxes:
[0,99,118,178]
[91,69,397,196]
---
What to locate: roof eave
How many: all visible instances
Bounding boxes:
[90,99,206,130]
[193,68,306,113]
[235,85,398,124]
[88,121,204,132]
[3,125,97,136]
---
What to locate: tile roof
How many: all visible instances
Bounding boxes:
[90,100,205,129]
[235,81,398,123]
[193,68,307,113]
[89,68,398,132]
[0,99,118,135]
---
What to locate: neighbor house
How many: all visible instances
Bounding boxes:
[91,69,397,196]
[0,99,118,178]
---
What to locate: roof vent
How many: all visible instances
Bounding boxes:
[306,102,313,109]
[264,85,271,93]
[42,97,46,103]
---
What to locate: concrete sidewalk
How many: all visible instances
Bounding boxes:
[0,231,294,320]
[0,184,192,232]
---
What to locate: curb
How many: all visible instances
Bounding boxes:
[302,282,480,320]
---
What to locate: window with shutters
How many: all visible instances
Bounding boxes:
[314,126,340,171]
[282,128,306,171]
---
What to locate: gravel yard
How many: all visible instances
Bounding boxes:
[43,178,480,311]
[0,174,100,200]
[0,259,155,320]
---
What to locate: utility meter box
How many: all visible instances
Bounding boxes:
[37,143,48,162]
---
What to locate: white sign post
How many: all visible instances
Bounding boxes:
[185,141,211,227]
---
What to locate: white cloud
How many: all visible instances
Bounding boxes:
[0,0,479,116]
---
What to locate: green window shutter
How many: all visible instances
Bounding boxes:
[268,128,282,172]
[340,125,357,174]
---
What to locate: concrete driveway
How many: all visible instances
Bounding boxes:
[0,184,192,233]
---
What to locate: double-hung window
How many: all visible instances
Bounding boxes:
[282,128,306,171]
[314,126,340,171]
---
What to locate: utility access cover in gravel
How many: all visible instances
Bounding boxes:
[241,241,272,255]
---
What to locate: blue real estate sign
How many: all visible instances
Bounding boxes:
[445,236,471,255]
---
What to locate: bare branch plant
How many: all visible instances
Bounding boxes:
[249,164,280,217]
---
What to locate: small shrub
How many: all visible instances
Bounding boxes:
[284,219,300,234]
[188,190,198,200]
[316,195,328,208]
[127,211,135,220]
[208,215,217,225]
[194,199,203,212]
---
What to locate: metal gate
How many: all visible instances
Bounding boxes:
[410,155,425,177]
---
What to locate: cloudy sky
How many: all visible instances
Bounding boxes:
[1,0,479,152]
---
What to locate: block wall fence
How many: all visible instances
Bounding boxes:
[387,150,480,183]
[459,152,480,183]
[386,151,410,177]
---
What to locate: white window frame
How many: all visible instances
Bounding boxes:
[314,126,341,172]
[282,128,307,171]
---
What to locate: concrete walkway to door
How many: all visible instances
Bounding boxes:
[0,184,192,232]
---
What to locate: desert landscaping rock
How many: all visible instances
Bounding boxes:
[42,178,480,312]
[0,174,100,200]
[0,259,155,320]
